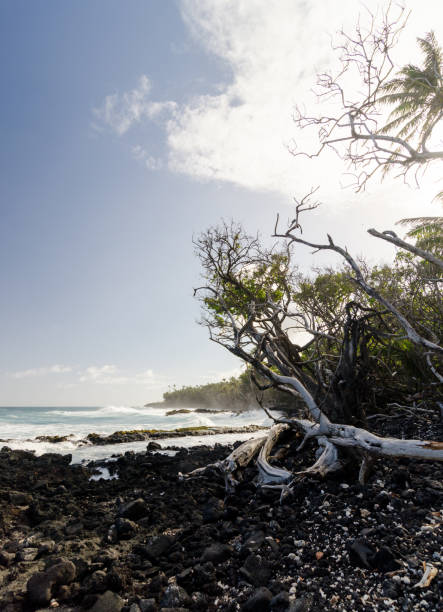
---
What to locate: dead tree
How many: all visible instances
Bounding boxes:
[292,5,443,192]
[186,10,443,494]
[189,214,442,494]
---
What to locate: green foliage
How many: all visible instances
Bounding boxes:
[292,252,441,409]
[162,369,291,411]
[379,31,443,149]
[162,372,253,410]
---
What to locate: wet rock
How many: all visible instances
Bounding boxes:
[89,590,124,612]
[192,563,216,590]
[146,441,162,451]
[160,584,191,608]
[118,497,149,520]
[242,586,272,611]
[93,548,119,568]
[382,579,400,599]
[201,542,232,563]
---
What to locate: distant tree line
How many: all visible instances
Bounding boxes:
[160,370,292,411]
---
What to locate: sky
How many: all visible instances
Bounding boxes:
[1,0,442,406]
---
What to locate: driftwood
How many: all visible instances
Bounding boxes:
[180,434,267,492]
[256,424,292,484]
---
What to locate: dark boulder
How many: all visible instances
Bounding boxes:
[239,554,271,586]
[118,498,149,521]
[143,534,175,562]
[115,517,138,539]
[89,590,124,612]
[160,584,191,608]
[242,587,272,611]
[348,539,376,568]
[27,560,76,606]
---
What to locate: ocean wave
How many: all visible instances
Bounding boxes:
[47,405,162,418]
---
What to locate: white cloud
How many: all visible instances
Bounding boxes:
[95,0,443,215]
[204,365,245,381]
[164,0,359,196]
[167,0,443,203]
[132,145,163,171]
[11,365,72,379]
[79,364,117,382]
[79,365,159,386]
[93,75,176,135]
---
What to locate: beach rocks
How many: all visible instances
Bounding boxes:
[242,586,273,611]
[201,542,232,563]
[1,421,443,612]
[89,590,124,612]
[0,550,15,567]
[146,441,162,451]
[118,497,149,520]
[9,490,32,506]
[159,584,191,608]
[26,559,76,606]
[143,534,175,562]
[138,599,157,612]
[349,539,402,572]
[114,517,138,539]
[239,554,272,586]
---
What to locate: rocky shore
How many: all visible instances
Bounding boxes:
[0,424,442,611]
[0,425,268,449]
[83,425,267,446]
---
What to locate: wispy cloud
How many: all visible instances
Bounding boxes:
[94,0,443,210]
[79,364,160,386]
[10,364,72,379]
[93,75,176,136]
[132,145,163,171]
[203,366,245,382]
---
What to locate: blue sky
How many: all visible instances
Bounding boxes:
[1,0,442,406]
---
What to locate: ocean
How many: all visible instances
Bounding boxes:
[0,405,272,463]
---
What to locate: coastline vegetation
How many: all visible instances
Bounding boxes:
[149,370,292,411]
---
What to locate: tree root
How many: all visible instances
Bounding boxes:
[180,434,267,492]
[180,412,443,497]
[256,424,292,485]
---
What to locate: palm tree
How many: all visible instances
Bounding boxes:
[396,216,443,251]
[379,31,443,152]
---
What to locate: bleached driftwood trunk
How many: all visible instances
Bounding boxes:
[181,434,267,492]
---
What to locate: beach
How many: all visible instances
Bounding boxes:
[0,411,442,611]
